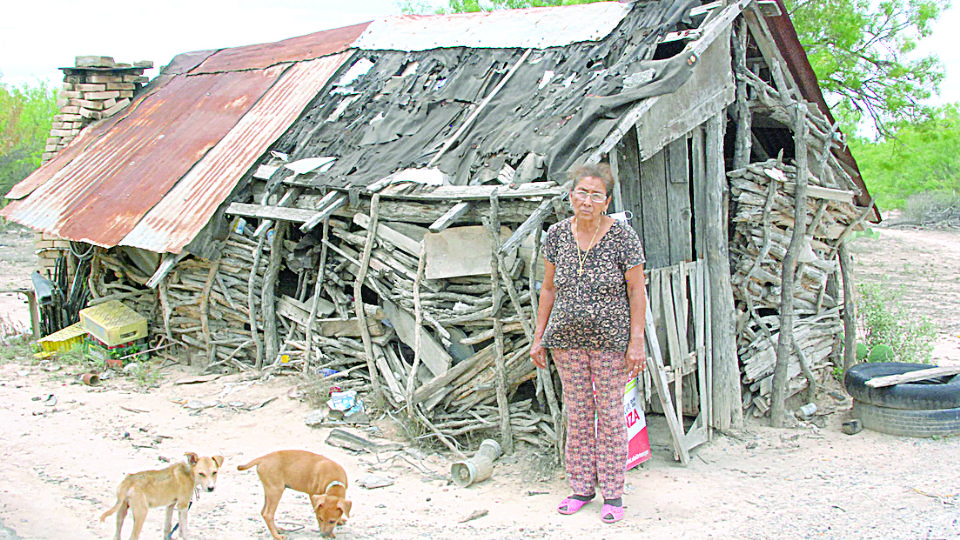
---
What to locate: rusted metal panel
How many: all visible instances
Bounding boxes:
[2,67,282,248]
[121,53,350,254]
[192,22,369,74]
[352,2,631,51]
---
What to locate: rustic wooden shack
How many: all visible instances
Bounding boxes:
[2,0,874,460]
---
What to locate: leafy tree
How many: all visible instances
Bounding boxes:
[405,0,949,139]
[784,0,948,138]
[851,104,960,209]
[0,77,59,199]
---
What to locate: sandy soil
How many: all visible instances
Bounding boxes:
[0,223,958,540]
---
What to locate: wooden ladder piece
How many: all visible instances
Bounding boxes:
[645,299,691,465]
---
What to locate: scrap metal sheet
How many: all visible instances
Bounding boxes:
[2,68,281,248]
[352,2,631,51]
[121,53,350,253]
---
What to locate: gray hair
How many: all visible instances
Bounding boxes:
[569,163,615,196]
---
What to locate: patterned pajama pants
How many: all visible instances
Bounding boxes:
[552,348,627,500]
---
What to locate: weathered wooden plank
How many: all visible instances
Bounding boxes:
[666,137,693,264]
[644,300,690,465]
[615,125,644,244]
[301,194,348,233]
[640,148,670,269]
[381,298,450,377]
[353,212,421,257]
[705,113,742,430]
[866,366,960,388]
[226,202,317,223]
[429,201,472,233]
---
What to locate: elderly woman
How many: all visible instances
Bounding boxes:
[530,163,647,524]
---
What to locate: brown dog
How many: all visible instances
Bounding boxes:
[100,452,224,540]
[238,450,352,539]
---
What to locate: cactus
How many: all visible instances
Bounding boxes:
[867,344,895,362]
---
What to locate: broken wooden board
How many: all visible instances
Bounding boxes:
[276,295,335,327]
[381,298,451,377]
[865,366,960,388]
[423,225,514,280]
[318,317,385,338]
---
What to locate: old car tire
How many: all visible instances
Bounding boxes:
[852,400,960,438]
[844,362,960,410]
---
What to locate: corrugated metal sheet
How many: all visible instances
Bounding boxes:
[2,68,282,248]
[121,53,351,253]
[193,22,368,74]
[351,2,632,51]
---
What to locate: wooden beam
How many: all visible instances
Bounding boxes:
[429,201,472,233]
[704,114,742,430]
[498,196,558,257]
[353,212,421,257]
[301,194,348,233]
[226,202,317,223]
[866,366,960,388]
[486,189,514,454]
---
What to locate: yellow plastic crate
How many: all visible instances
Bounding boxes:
[79,300,147,347]
[37,322,87,352]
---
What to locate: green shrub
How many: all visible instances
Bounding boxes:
[857,280,936,363]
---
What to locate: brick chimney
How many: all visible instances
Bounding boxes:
[42,56,154,163]
[36,56,153,282]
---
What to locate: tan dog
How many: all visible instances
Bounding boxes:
[100,452,224,540]
[238,450,352,539]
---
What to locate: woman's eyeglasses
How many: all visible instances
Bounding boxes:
[571,189,608,203]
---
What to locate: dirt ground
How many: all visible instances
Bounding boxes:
[0,222,958,540]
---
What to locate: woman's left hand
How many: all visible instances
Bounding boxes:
[625,340,646,379]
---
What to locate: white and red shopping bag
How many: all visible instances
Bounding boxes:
[624,376,651,469]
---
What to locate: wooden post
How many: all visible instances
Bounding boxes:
[304,220,330,369]
[355,194,384,404]
[262,221,287,368]
[200,258,220,367]
[487,189,514,454]
[838,241,857,372]
[406,241,427,416]
[771,104,810,426]
[732,20,753,170]
[704,114,742,430]
[248,233,267,369]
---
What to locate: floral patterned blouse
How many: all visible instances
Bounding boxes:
[540,217,645,352]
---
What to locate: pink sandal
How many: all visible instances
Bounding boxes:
[557,496,594,515]
[600,503,624,523]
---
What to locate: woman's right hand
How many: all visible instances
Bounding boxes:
[530,339,547,369]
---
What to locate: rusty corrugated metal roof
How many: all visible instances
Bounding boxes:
[193,22,369,74]
[121,53,351,253]
[3,68,282,248]
[1,23,367,252]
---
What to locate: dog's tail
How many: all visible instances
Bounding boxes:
[237,456,263,472]
[100,495,125,522]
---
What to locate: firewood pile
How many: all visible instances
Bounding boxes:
[139,174,569,450]
[728,159,866,416]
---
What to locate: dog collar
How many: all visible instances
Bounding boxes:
[325,480,346,493]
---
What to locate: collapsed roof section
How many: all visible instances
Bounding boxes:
[273,0,703,190]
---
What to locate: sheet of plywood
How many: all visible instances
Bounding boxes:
[423,225,513,279]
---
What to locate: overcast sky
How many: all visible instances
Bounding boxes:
[1,0,957,105]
